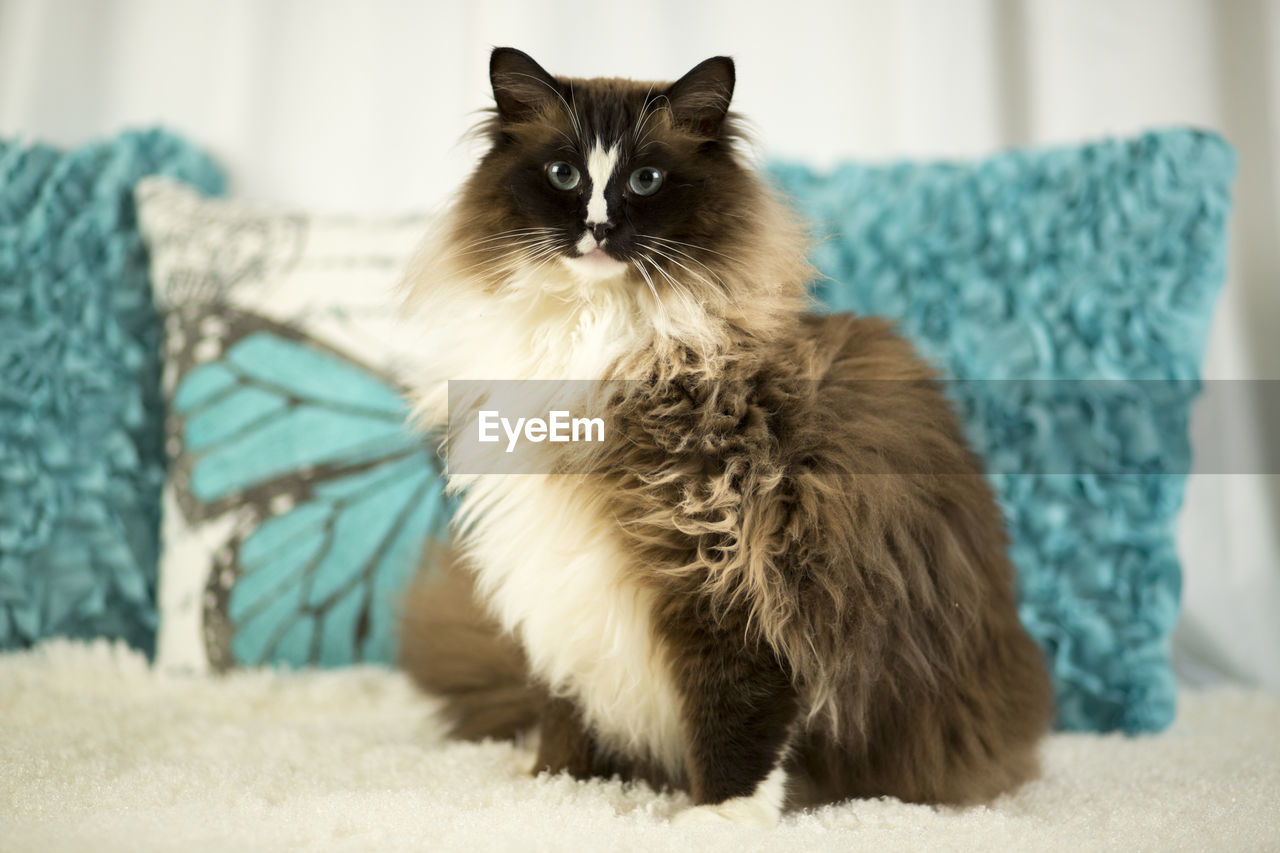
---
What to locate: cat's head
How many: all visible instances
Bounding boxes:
[419,48,809,358]
[451,49,799,293]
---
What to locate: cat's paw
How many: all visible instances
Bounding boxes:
[671,766,787,829]
[670,799,779,829]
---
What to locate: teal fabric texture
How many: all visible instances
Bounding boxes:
[0,130,224,655]
[769,129,1235,732]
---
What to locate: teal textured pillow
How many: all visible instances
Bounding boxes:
[0,130,224,655]
[768,129,1235,732]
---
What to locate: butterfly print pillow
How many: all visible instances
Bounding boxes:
[137,178,451,672]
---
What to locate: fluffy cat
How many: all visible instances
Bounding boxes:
[397,47,1052,827]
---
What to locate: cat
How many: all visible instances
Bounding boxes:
[396,47,1053,827]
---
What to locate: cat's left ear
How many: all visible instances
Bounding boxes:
[665,56,735,137]
[490,47,563,124]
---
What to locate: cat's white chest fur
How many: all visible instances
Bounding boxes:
[459,475,686,772]
[405,270,687,774]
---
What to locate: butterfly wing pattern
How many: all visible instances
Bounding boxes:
[164,305,450,670]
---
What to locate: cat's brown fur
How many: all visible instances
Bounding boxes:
[398,48,1052,816]
[403,313,1052,805]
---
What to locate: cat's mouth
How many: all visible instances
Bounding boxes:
[563,239,630,282]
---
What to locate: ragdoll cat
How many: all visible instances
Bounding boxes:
[397,47,1052,827]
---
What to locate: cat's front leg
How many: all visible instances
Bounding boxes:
[668,621,798,828]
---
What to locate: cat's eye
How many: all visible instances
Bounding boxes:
[628,166,664,196]
[545,161,581,191]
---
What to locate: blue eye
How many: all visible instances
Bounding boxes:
[628,167,664,196]
[546,161,580,191]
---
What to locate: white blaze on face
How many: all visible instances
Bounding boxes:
[563,139,628,282]
[584,141,620,229]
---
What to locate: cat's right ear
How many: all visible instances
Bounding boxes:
[490,47,562,124]
[665,56,735,137]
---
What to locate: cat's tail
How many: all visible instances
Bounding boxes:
[398,546,543,740]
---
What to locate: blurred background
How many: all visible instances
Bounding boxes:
[1,0,1276,687]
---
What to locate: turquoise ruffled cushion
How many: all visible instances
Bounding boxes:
[769,129,1235,732]
[0,130,223,655]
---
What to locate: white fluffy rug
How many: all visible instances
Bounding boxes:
[2,640,1277,852]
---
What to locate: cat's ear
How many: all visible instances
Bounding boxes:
[490,47,562,124]
[665,56,735,137]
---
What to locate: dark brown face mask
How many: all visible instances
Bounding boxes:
[449,48,755,295]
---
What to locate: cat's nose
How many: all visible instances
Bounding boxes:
[589,222,613,242]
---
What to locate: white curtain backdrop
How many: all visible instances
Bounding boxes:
[2,0,1277,686]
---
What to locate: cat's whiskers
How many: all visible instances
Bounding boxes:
[458,226,559,244]
[637,250,681,292]
[632,255,664,307]
[636,239,729,300]
[519,245,569,279]
[640,236,730,279]
[639,249,700,311]
[446,237,563,278]
[509,239,566,271]
[638,238,743,313]
[442,228,560,259]
[646,234,736,263]
[447,238,558,272]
